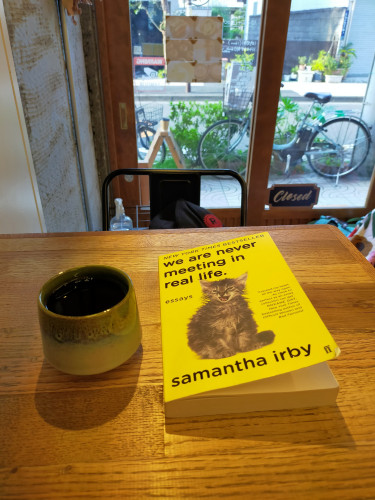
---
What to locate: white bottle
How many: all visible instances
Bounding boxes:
[110,198,133,231]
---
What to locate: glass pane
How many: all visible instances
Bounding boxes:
[129,0,263,210]
[267,0,375,209]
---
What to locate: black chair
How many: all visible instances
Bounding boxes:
[102,168,247,230]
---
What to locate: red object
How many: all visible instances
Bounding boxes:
[203,214,223,228]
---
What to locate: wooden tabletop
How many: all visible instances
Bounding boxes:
[1,225,375,499]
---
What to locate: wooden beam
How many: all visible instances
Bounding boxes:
[95,0,140,206]
[246,0,292,225]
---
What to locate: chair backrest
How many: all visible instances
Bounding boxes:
[102,168,247,230]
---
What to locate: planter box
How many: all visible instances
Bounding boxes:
[297,70,314,82]
[325,74,343,83]
[313,71,323,82]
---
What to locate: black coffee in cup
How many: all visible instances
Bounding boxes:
[46,275,128,317]
[38,265,141,375]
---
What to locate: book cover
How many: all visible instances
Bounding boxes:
[158,232,340,415]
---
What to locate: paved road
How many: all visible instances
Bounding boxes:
[135,79,367,102]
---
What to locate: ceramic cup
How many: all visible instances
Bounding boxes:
[38,265,142,375]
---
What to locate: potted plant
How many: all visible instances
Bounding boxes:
[338,43,356,79]
[306,55,314,71]
[312,50,342,83]
[297,56,314,82]
[323,53,343,83]
[290,66,298,81]
[312,45,356,83]
[298,56,307,70]
[311,51,325,81]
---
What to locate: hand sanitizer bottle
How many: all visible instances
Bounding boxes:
[110,198,133,231]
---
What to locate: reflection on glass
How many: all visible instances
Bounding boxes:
[268,0,375,209]
[130,0,262,187]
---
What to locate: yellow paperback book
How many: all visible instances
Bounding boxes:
[158,232,340,417]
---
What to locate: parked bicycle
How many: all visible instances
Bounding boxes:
[136,104,166,163]
[198,91,371,184]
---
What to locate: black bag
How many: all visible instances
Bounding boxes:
[149,199,223,229]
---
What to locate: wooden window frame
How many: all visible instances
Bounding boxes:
[246,0,375,225]
[95,0,374,226]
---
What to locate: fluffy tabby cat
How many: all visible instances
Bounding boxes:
[187,273,275,359]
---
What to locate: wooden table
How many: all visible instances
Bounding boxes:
[1,225,375,499]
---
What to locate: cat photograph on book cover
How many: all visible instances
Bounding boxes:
[187,273,275,359]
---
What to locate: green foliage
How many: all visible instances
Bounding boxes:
[338,43,356,77]
[130,0,164,34]
[211,7,245,39]
[325,54,339,74]
[294,44,356,80]
[167,96,325,170]
[211,7,231,37]
[228,28,243,39]
[311,50,326,72]
[231,9,245,39]
[153,157,178,169]
[311,45,356,77]
[169,101,224,166]
[311,50,338,75]
[309,102,324,121]
[232,49,254,71]
[274,97,303,145]
[130,1,142,16]
[274,97,323,145]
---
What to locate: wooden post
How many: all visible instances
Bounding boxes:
[245,0,292,225]
[138,119,185,169]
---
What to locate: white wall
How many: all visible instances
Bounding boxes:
[0,2,46,234]
[3,0,101,233]
[346,0,375,80]
[291,0,348,10]
[247,0,348,15]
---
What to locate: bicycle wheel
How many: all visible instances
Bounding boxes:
[307,117,371,178]
[137,126,166,164]
[198,119,248,176]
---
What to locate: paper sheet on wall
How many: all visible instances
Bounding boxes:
[165,16,223,83]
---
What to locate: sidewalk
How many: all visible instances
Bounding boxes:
[200,172,370,210]
[281,81,367,101]
[135,79,367,102]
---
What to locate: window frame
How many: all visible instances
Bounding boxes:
[95,0,375,226]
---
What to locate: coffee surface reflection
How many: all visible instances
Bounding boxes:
[46,275,128,316]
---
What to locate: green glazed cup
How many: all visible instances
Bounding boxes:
[38,265,142,375]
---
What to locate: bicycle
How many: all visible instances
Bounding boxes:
[198,91,372,184]
[136,104,166,163]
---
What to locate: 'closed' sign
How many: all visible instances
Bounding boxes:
[268,184,320,207]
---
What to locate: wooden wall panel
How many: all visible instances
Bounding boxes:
[95,0,140,207]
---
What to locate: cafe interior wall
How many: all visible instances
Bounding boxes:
[0,2,45,233]
[2,0,102,233]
